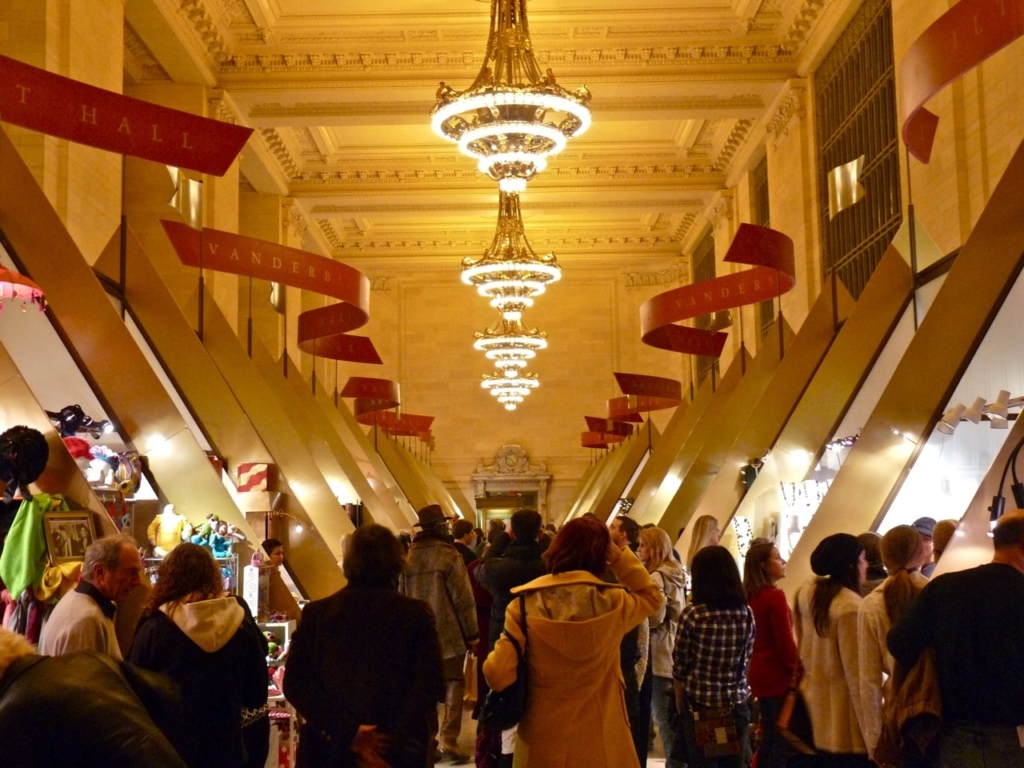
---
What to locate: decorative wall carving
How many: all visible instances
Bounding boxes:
[124,23,171,82]
[765,86,808,148]
[471,445,552,519]
[623,261,685,290]
[258,128,300,179]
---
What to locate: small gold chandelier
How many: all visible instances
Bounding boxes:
[462,191,561,319]
[431,0,592,192]
[475,315,547,411]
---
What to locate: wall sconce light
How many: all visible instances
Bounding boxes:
[938,391,1024,435]
[264,492,305,539]
[937,403,967,435]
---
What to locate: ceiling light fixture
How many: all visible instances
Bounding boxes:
[474,315,548,410]
[462,191,561,318]
[430,0,592,191]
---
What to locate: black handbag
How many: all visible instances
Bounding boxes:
[777,686,816,755]
[478,593,528,730]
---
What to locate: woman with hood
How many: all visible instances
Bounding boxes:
[638,526,687,765]
[483,517,662,767]
[127,542,268,768]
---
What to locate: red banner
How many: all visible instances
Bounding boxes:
[641,224,795,357]
[607,395,678,421]
[0,55,251,176]
[359,411,434,436]
[901,0,1024,163]
[341,378,401,430]
[581,431,626,449]
[614,372,682,401]
[162,220,380,364]
[584,416,634,437]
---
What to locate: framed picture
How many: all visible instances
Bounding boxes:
[43,512,97,565]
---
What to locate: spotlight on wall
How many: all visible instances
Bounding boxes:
[961,397,987,425]
[937,391,1024,435]
[937,403,967,435]
[989,431,1024,522]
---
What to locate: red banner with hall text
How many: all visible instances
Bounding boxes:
[0,54,252,176]
[900,0,1024,163]
[162,220,380,364]
[640,224,795,358]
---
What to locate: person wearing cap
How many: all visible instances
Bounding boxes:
[793,533,871,766]
[889,510,1024,767]
[910,517,937,577]
[399,504,479,763]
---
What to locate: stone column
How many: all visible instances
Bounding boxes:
[765,78,818,327]
[0,0,123,263]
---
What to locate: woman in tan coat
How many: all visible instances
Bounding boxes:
[483,517,662,768]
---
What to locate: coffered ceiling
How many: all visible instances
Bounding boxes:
[123,0,849,269]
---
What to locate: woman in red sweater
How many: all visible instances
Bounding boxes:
[744,539,800,768]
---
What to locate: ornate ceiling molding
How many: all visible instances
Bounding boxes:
[257,128,301,179]
[218,45,794,74]
[715,119,757,170]
[623,260,686,290]
[705,190,735,229]
[124,22,171,82]
[246,93,767,120]
[328,232,683,255]
[764,80,808,148]
[282,200,309,240]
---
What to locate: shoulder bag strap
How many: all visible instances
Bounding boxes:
[517,593,528,654]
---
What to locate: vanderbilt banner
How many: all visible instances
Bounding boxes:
[162,220,380,364]
[640,224,795,358]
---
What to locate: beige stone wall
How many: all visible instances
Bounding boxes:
[891,0,1024,259]
[0,0,123,263]
[318,258,685,521]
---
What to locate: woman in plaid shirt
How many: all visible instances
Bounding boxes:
[672,546,756,768]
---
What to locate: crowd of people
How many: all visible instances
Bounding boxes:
[1,506,1023,768]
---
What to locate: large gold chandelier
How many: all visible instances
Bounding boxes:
[431,0,592,193]
[462,191,561,319]
[475,316,547,410]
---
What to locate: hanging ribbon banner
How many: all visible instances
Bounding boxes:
[360,411,435,437]
[341,377,401,420]
[581,431,626,449]
[901,0,1024,163]
[614,372,682,401]
[640,224,795,357]
[608,395,676,422]
[584,416,634,437]
[162,220,380,364]
[0,55,252,176]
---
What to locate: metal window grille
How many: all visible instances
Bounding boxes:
[815,0,902,300]
[691,229,719,385]
[751,156,775,339]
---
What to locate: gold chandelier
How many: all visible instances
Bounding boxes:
[462,191,561,319]
[431,0,592,192]
[475,315,547,410]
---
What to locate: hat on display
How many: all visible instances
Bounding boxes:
[911,517,937,539]
[62,436,94,461]
[810,533,862,579]
[414,503,453,528]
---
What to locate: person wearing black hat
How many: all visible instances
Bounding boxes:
[398,504,478,763]
[793,533,871,766]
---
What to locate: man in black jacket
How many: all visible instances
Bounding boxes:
[476,508,548,768]
[285,524,445,768]
[0,626,187,767]
[477,508,548,651]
